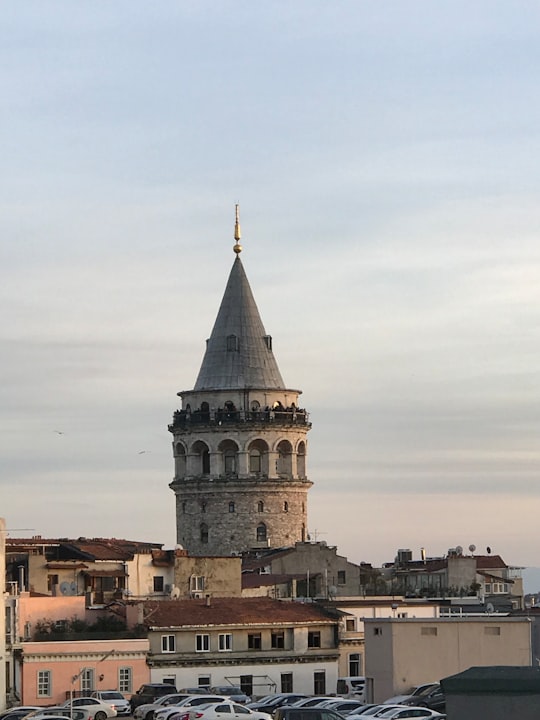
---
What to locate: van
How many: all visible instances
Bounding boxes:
[336,677,366,701]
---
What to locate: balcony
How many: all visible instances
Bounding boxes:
[169,407,310,430]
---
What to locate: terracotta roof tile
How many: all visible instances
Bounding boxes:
[142,597,337,628]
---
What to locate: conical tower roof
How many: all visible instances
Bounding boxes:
[194,255,286,391]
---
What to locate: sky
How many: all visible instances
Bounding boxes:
[2,2,540,583]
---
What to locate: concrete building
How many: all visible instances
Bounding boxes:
[6,537,173,603]
[364,616,532,702]
[1,518,6,712]
[131,596,340,697]
[169,208,312,556]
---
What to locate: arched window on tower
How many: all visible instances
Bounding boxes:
[229,501,235,513]
[257,500,264,513]
[200,523,209,544]
[192,441,211,476]
[175,443,187,478]
[218,439,239,476]
[283,501,289,513]
[276,440,293,478]
[257,523,267,542]
[297,441,306,478]
[248,439,269,476]
[226,334,239,352]
[182,501,187,514]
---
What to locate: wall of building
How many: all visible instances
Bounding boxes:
[1,518,6,712]
[125,554,173,599]
[19,639,149,705]
[173,555,241,597]
[365,617,532,702]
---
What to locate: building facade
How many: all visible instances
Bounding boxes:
[136,597,339,698]
[169,209,312,556]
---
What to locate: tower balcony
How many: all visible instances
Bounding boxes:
[169,407,311,431]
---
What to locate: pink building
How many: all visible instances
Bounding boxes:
[18,638,149,706]
[7,593,149,706]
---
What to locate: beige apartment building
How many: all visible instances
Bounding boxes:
[365,616,533,702]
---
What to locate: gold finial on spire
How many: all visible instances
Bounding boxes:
[233,203,242,254]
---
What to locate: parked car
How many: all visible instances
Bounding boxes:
[317,702,366,715]
[336,678,366,702]
[399,686,445,713]
[383,685,439,707]
[0,709,42,720]
[131,686,180,713]
[91,692,130,717]
[134,695,194,720]
[175,701,272,720]
[375,709,444,719]
[154,697,228,720]
[60,698,117,720]
[273,708,346,720]
[247,695,310,714]
[209,688,251,704]
[288,700,339,710]
[26,709,90,720]
[349,707,404,718]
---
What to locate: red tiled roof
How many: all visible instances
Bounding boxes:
[475,555,508,569]
[142,597,338,629]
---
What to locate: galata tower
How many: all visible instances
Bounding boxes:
[169,207,312,555]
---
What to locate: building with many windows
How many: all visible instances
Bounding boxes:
[130,596,340,697]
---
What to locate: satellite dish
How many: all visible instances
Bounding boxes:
[60,581,73,596]
[455,545,463,555]
[328,585,337,599]
[469,544,476,553]
[487,546,492,555]
[486,602,495,614]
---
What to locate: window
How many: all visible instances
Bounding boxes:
[257,500,264,512]
[485,626,501,636]
[162,635,176,652]
[271,631,285,648]
[119,667,132,693]
[219,633,232,651]
[283,501,288,512]
[182,501,187,514]
[214,706,231,714]
[196,634,210,652]
[202,450,210,474]
[421,627,438,636]
[37,670,51,697]
[224,451,237,474]
[281,673,293,693]
[227,334,239,352]
[229,502,235,513]
[256,523,267,542]
[250,450,262,473]
[314,671,326,694]
[200,523,209,544]
[201,501,207,513]
[81,667,94,693]
[191,576,205,592]
[199,676,211,688]
[248,633,261,650]
[373,627,382,636]
[397,612,408,619]
[345,618,355,631]
[153,576,164,592]
[47,574,59,592]
[349,653,361,676]
[308,631,321,648]
[337,570,346,585]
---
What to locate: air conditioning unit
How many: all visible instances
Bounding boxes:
[164,584,172,593]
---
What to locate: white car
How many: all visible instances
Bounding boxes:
[177,702,272,720]
[134,695,195,720]
[375,709,444,719]
[155,697,228,720]
[349,707,405,718]
[91,692,130,717]
[60,698,117,720]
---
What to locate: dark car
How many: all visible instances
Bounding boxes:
[247,695,309,714]
[274,708,346,720]
[401,684,445,712]
[131,685,179,712]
